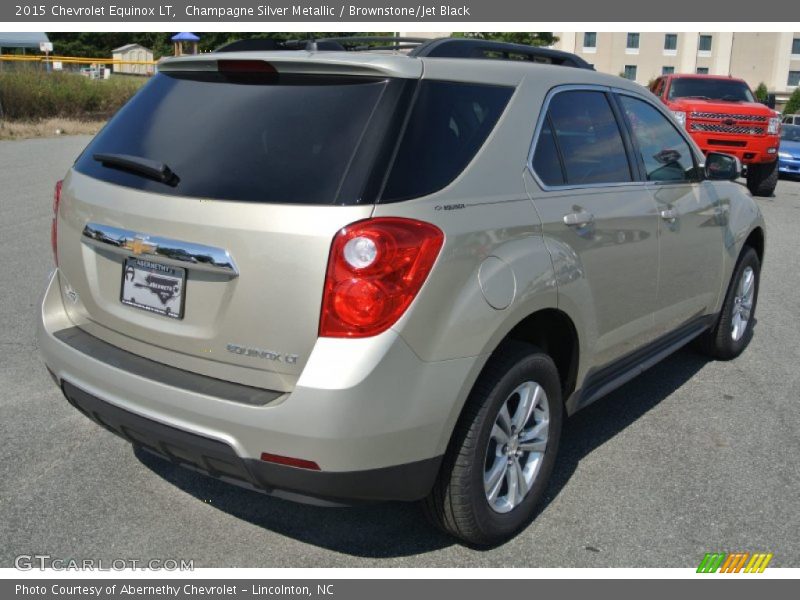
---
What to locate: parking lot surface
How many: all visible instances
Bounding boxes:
[1,135,799,567]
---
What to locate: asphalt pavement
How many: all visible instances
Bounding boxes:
[1,135,799,567]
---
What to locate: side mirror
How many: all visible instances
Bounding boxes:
[704,152,741,181]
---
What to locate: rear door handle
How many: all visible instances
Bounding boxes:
[563,211,595,227]
[659,208,678,222]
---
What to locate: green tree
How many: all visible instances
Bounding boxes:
[754,82,769,102]
[785,87,800,115]
[452,32,557,46]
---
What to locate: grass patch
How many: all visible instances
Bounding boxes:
[0,68,145,122]
[0,118,105,140]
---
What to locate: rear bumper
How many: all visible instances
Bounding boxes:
[39,270,480,503]
[62,381,441,505]
[690,131,779,164]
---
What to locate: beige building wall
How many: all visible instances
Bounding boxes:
[401,32,799,105]
[553,31,800,103]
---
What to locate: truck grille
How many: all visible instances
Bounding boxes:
[691,123,765,135]
[690,112,767,122]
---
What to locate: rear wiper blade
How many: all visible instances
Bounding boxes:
[93,153,180,187]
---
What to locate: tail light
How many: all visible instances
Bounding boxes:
[51,180,63,266]
[319,218,444,338]
[218,60,277,74]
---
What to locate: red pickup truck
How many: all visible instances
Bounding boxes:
[649,74,781,196]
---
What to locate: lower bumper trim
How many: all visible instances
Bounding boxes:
[61,381,441,504]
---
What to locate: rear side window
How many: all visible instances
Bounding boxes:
[381,81,513,202]
[74,72,391,204]
[534,90,632,186]
[531,118,565,186]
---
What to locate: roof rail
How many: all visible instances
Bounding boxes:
[215,36,431,53]
[214,36,593,70]
[409,38,594,69]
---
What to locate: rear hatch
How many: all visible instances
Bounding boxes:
[55,54,419,392]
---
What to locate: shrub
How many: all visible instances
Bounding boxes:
[0,68,145,121]
[785,87,800,116]
[754,82,768,102]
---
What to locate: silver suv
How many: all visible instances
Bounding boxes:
[38,38,765,545]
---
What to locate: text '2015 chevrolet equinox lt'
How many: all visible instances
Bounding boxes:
[38,38,765,545]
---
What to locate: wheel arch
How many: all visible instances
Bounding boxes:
[445,306,582,442]
[743,226,765,264]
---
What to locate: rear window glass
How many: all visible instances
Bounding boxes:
[531,118,565,186]
[545,90,632,185]
[74,71,389,204]
[381,81,513,202]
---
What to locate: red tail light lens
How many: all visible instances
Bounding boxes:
[260,452,320,471]
[320,218,444,338]
[51,180,63,266]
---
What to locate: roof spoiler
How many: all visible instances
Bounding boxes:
[212,36,593,70]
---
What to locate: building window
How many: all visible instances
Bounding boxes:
[696,67,709,75]
[664,34,678,50]
[624,65,638,80]
[627,33,640,49]
[583,32,597,48]
[789,71,800,86]
[698,35,713,53]
[662,66,675,75]
[792,38,800,55]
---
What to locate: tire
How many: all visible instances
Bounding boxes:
[695,246,760,360]
[423,341,563,546]
[746,160,778,197]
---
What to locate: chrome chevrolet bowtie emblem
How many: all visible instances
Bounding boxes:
[123,237,157,256]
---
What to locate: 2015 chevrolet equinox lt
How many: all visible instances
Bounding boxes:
[38,38,765,545]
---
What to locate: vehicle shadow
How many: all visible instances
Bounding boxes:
[534,347,708,519]
[135,346,709,558]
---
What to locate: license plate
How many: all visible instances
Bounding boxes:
[120,257,186,319]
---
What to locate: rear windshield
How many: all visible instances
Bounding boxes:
[667,78,754,102]
[75,71,513,204]
[74,71,390,204]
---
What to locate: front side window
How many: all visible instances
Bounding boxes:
[664,34,678,50]
[627,33,640,49]
[699,35,713,52]
[583,32,597,48]
[532,90,632,186]
[619,95,696,183]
